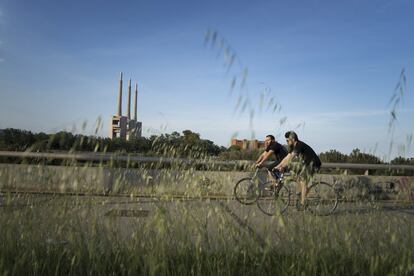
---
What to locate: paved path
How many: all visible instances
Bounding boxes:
[2,192,413,249]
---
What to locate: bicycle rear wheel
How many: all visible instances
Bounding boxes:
[234,177,259,205]
[306,181,339,216]
[257,181,290,216]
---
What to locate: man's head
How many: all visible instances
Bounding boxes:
[264,134,275,147]
[284,131,298,146]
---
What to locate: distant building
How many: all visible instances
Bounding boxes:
[231,138,266,150]
[110,72,142,140]
[0,129,4,135]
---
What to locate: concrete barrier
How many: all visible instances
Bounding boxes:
[1,164,413,201]
[0,164,112,194]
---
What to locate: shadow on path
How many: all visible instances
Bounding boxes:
[218,201,267,249]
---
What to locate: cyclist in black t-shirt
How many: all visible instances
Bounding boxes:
[255,134,288,180]
[276,131,322,207]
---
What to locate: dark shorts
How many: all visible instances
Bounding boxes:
[290,163,320,181]
[262,161,279,171]
[306,165,320,176]
[260,162,285,180]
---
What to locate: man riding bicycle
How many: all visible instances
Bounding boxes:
[255,135,288,181]
[276,131,321,208]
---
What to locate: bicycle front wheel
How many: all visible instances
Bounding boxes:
[306,181,339,216]
[257,181,290,216]
[234,177,259,205]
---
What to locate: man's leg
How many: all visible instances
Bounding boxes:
[298,166,313,206]
[300,179,307,206]
[299,166,318,206]
[265,162,279,184]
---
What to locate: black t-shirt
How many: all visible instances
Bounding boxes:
[289,140,321,168]
[265,142,288,162]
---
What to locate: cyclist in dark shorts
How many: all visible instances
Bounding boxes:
[255,135,288,180]
[276,131,322,206]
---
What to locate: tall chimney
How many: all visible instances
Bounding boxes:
[117,72,123,116]
[127,78,132,119]
[134,83,138,121]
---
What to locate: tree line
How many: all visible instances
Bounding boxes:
[0,128,413,165]
[0,128,223,158]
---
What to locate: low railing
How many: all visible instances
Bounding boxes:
[0,150,414,172]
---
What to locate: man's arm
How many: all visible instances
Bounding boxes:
[276,152,296,170]
[255,151,265,164]
[256,150,274,167]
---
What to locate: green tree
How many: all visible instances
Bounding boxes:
[319,149,348,163]
[348,148,382,164]
[228,145,241,151]
[182,130,200,144]
[391,156,414,165]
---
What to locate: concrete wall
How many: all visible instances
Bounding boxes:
[0,164,111,194]
[0,164,413,200]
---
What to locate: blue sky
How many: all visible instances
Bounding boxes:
[0,0,413,159]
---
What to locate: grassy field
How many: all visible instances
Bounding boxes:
[1,191,413,275]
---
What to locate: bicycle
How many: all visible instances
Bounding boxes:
[303,178,340,216]
[234,167,340,216]
[233,167,290,216]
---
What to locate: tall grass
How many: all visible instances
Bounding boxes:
[1,191,413,275]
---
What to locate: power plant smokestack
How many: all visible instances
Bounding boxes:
[117,72,123,116]
[127,78,132,119]
[134,83,138,121]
